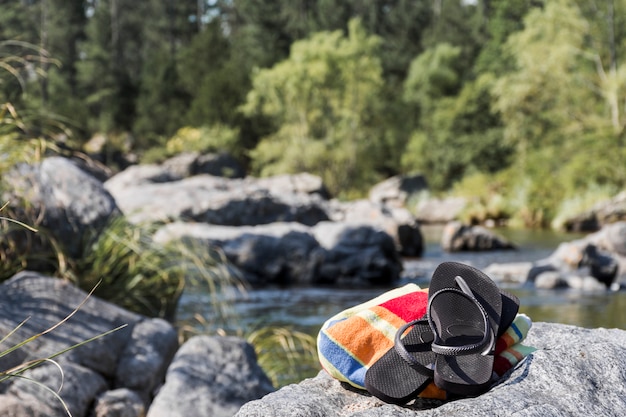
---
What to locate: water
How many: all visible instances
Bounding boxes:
[177,226,626,337]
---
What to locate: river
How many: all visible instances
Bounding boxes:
[177,226,626,338]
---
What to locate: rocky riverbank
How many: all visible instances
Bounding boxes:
[0,272,273,417]
[236,322,626,417]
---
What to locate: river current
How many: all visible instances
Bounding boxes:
[177,226,626,337]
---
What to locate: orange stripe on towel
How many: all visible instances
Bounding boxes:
[326,315,394,366]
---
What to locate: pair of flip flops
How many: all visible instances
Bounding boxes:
[365,261,520,404]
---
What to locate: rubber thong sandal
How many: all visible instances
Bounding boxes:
[364,318,435,404]
[427,262,503,396]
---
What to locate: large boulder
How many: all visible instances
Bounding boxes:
[235,322,626,417]
[0,272,178,416]
[147,336,274,417]
[415,197,467,224]
[1,156,120,258]
[521,222,626,290]
[561,191,626,232]
[0,272,275,417]
[154,222,324,285]
[328,199,424,257]
[441,221,516,252]
[154,221,402,286]
[312,221,403,285]
[368,174,428,208]
[105,174,330,226]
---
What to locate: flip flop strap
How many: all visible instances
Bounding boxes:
[393,319,435,377]
[427,284,495,357]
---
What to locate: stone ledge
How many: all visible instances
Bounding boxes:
[236,322,626,417]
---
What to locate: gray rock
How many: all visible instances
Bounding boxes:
[5,362,108,417]
[312,221,402,285]
[368,174,428,208]
[0,272,179,417]
[254,172,330,198]
[106,174,329,226]
[483,262,533,284]
[159,151,246,179]
[160,152,200,178]
[93,389,146,417]
[114,318,179,404]
[147,335,274,417]
[522,222,626,289]
[328,199,423,257]
[1,156,120,258]
[103,163,183,190]
[193,152,246,179]
[441,221,516,252]
[561,191,626,232]
[154,221,324,285]
[155,221,400,286]
[414,196,467,224]
[235,323,626,417]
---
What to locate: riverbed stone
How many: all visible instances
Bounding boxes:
[235,322,626,417]
[368,174,428,208]
[0,272,179,417]
[146,335,274,417]
[441,221,516,252]
[328,199,424,257]
[93,388,146,417]
[561,191,626,232]
[106,173,330,226]
[312,221,403,285]
[414,196,467,224]
[1,156,120,259]
[154,220,401,285]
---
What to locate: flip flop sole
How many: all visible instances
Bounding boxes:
[428,262,503,396]
[364,320,435,404]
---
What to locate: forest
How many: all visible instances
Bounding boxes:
[1,0,626,228]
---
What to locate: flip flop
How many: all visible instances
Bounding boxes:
[364,318,435,404]
[498,288,520,338]
[427,262,503,396]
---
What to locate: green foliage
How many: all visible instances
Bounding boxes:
[452,172,512,225]
[76,217,238,320]
[245,326,318,388]
[403,43,463,107]
[243,19,385,196]
[166,125,241,158]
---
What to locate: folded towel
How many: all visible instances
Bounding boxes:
[317,284,535,399]
[317,284,429,389]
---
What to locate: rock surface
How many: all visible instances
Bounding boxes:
[1,156,119,258]
[441,221,516,252]
[154,220,403,285]
[561,191,626,232]
[0,272,273,417]
[414,197,467,224]
[147,336,274,417]
[236,322,626,417]
[485,222,626,289]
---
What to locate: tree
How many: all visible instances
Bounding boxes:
[241,19,384,196]
[403,44,511,190]
[491,0,626,224]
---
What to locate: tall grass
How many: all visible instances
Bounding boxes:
[246,326,319,388]
[75,216,241,321]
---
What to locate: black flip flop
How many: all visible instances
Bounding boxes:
[427,262,503,396]
[364,318,435,404]
[498,288,520,338]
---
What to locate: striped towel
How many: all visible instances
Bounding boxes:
[317,284,535,395]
